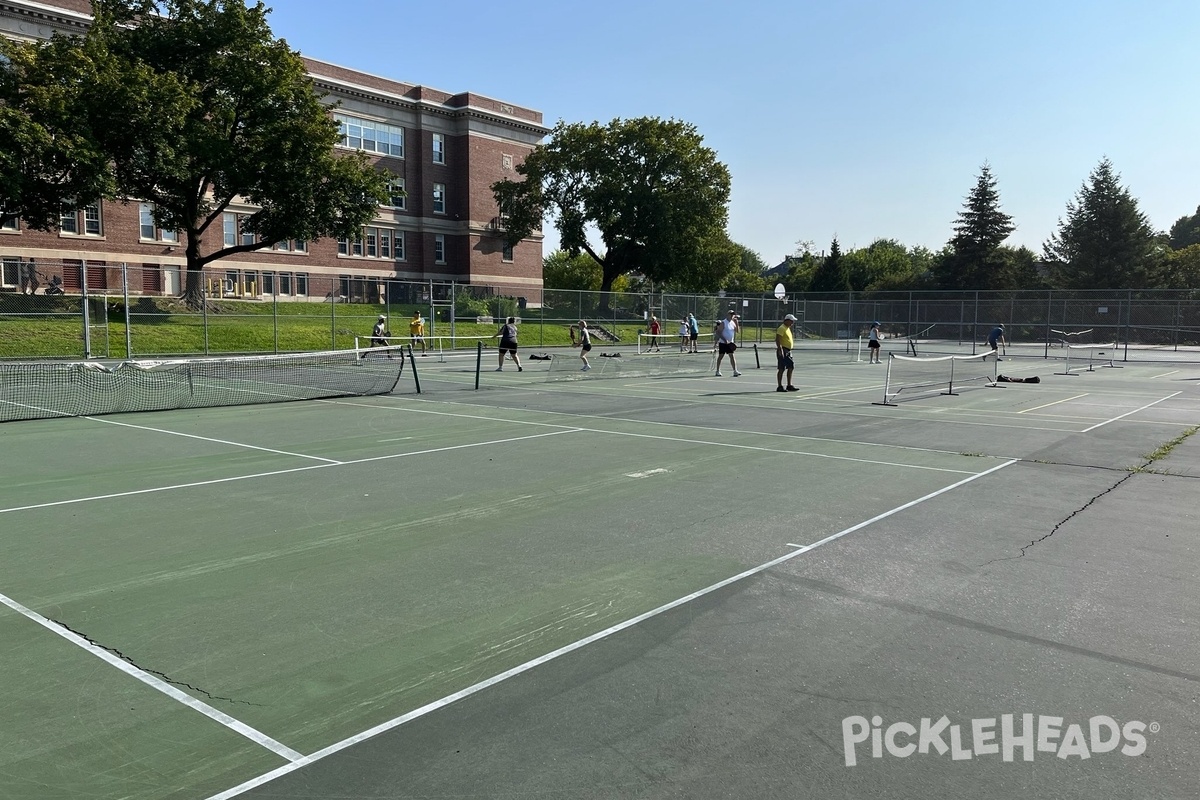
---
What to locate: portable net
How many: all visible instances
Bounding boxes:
[1056,342,1119,375]
[544,348,715,382]
[1,348,406,422]
[638,331,715,354]
[876,352,997,405]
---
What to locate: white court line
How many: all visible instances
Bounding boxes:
[205,458,1017,800]
[0,591,304,763]
[378,437,413,442]
[1017,393,1089,414]
[0,430,580,516]
[86,417,344,464]
[1080,392,1183,433]
[624,468,670,478]
[1150,370,1180,379]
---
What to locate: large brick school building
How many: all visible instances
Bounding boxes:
[0,0,548,302]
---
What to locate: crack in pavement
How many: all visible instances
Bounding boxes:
[49,617,263,707]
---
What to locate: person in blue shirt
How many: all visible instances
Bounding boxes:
[987,324,1006,358]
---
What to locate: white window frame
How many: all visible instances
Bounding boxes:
[335,113,404,158]
[60,202,103,237]
[387,178,406,210]
[338,226,400,261]
[432,183,446,214]
[432,133,445,164]
[139,203,177,243]
[434,234,445,264]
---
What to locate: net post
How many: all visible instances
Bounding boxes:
[408,344,421,393]
[753,343,761,369]
[475,341,482,390]
[1056,345,1077,376]
[873,354,898,406]
[122,263,133,358]
[944,356,956,395]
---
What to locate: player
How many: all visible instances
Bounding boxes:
[648,315,661,352]
[410,311,427,355]
[775,314,798,392]
[493,317,523,372]
[578,320,592,371]
[370,315,390,348]
[714,310,742,377]
[987,324,1006,359]
[867,321,881,364]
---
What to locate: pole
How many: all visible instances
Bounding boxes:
[80,259,92,358]
[475,340,482,390]
[408,344,421,394]
[122,263,132,358]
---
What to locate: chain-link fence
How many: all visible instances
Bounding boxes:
[3,259,1199,360]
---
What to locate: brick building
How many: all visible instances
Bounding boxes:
[0,0,547,302]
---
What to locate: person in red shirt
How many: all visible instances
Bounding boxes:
[648,315,661,352]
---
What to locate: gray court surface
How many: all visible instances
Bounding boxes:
[2,345,1198,800]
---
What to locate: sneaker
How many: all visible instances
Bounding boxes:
[786,385,800,391]
[732,370,742,377]
[715,371,723,377]
[518,366,523,372]
[495,367,503,371]
[776,386,786,393]
[581,364,590,371]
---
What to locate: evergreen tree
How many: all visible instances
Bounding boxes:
[1043,158,1160,288]
[808,237,850,293]
[935,164,1015,289]
[1168,205,1200,250]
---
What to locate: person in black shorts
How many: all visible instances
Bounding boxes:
[867,321,881,364]
[493,316,523,372]
[578,320,592,371]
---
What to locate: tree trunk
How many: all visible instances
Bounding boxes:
[181,233,206,309]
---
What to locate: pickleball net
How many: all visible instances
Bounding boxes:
[545,348,716,381]
[0,347,407,422]
[1056,341,1119,375]
[875,352,998,405]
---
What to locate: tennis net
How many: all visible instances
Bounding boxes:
[876,352,997,405]
[637,331,715,354]
[1,348,406,423]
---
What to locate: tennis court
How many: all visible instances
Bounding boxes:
[2,342,1198,799]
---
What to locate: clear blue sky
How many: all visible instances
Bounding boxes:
[267,0,1200,266]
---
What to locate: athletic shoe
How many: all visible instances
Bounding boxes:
[581,364,590,371]
[732,370,742,377]
[495,367,503,371]
[786,385,800,391]
[518,366,523,372]
[715,370,723,377]
[776,386,786,393]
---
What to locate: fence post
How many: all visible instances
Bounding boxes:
[1123,289,1132,361]
[122,263,132,358]
[273,290,279,354]
[202,281,210,354]
[971,291,979,355]
[79,259,93,358]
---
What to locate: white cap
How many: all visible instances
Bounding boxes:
[784,314,797,321]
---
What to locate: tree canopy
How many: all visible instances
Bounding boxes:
[1043,158,1160,289]
[493,117,731,295]
[2,0,391,304]
[807,237,850,292]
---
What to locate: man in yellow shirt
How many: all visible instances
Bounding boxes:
[409,311,427,355]
[775,314,798,393]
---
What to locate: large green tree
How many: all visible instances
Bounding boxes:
[493,117,731,296]
[934,164,1016,289]
[808,237,850,293]
[0,31,113,226]
[2,0,391,305]
[1043,158,1160,288]
[1168,205,1200,251]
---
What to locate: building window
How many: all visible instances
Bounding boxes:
[432,133,445,164]
[1,257,18,287]
[1,213,18,231]
[139,203,178,242]
[338,226,400,260]
[223,213,237,247]
[271,239,307,253]
[432,183,445,214]
[335,113,403,158]
[434,234,445,264]
[262,271,276,295]
[295,273,308,296]
[387,178,406,209]
[502,242,514,263]
[61,203,103,236]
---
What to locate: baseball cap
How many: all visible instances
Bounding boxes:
[784,314,797,321]
[873,321,880,326]
[378,314,386,320]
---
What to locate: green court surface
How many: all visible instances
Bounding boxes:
[2,346,1198,799]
